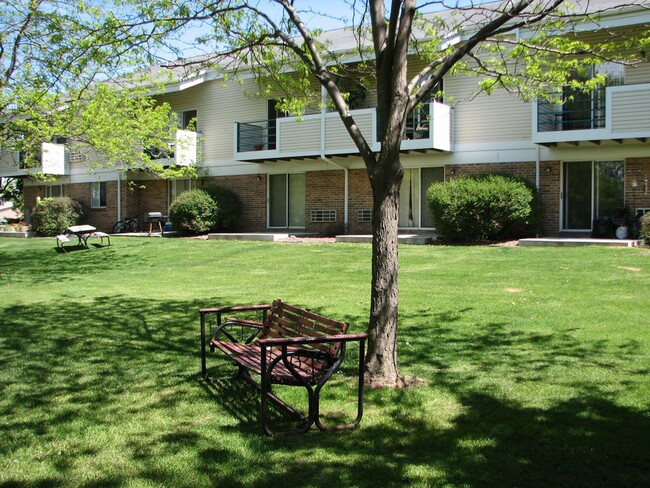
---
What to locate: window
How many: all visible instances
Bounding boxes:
[45,185,64,198]
[269,173,305,228]
[91,182,106,208]
[177,110,198,130]
[169,179,192,205]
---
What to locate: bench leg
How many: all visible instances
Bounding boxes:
[200,313,208,377]
[314,338,366,432]
[261,370,312,436]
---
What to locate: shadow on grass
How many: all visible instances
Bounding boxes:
[1,296,648,487]
[1,238,157,286]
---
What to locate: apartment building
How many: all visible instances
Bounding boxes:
[2,1,650,237]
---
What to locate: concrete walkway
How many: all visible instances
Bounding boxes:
[518,237,642,247]
[208,232,437,245]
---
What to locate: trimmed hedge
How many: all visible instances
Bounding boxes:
[168,187,242,235]
[168,189,218,235]
[426,174,542,243]
[31,197,84,236]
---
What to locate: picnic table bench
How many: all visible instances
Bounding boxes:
[56,225,110,250]
[200,299,368,435]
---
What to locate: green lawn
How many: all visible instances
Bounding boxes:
[1,237,648,487]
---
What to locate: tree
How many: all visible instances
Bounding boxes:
[0,0,195,181]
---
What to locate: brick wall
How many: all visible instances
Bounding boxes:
[348,168,373,234]
[305,170,345,235]
[199,175,267,232]
[25,181,118,232]
[625,158,650,213]
[65,181,119,232]
[538,161,561,235]
[445,161,537,182]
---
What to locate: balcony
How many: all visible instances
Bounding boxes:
[235,101,452,161]
[144,129,198,166]
[533,83,650,146]
[0,142,70,177]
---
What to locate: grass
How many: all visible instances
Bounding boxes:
[0,236,649,487]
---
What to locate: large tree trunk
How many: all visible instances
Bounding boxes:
[364,149,404,388]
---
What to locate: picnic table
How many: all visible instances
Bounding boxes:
[56,225,111,250]
[67,225,97,247]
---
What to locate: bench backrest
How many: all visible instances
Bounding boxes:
[260,299,349,357]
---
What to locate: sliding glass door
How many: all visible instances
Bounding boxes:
[562,161,624,231]
[269,173,305,228]
[399,167,444,228]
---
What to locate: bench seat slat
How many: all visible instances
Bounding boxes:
[211,340,327,385]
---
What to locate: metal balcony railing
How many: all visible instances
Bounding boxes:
[537,89,606,132]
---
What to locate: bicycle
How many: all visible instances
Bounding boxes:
[111,216,140,234]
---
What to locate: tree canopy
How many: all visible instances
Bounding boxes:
[0,0,195,183]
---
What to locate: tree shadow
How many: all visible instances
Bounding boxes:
[1,292,648,487]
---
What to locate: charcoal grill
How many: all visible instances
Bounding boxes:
[146,211,166,236]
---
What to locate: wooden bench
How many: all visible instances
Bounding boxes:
[200,299,368,435]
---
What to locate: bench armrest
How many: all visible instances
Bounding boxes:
[199,304,272,315]
[258,333,368,347]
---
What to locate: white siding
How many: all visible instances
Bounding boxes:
[446,74,532,144]
[0,150,21,175]
[611,88,650,132]
[325,111,374,150]
[279,117,321,153]
[625,61,650,85]
[158,78,265,163]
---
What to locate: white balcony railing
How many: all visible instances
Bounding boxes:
[235,101,452,160]
[533,83,650,144]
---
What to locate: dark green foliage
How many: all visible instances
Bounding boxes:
[168,188,218,235]
[640,212,650,245]
[31,196,83,236]
[203,185,242,231]
[426,174,542,243]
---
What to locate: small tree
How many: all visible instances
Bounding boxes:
[31,197,84,236]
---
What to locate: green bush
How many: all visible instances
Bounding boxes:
[426,174,542,243]
[203,185,242,231]
[168,189,218,235]
[640,212,650,246]
[31,197,84,236]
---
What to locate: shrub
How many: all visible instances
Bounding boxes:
[31,197,84,236]
[640,212,650,246]
[426,174,542,243]
[168,189,218,235]
[203,185,242,231]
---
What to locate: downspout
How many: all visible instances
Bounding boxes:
[535,145,541,237]
[320,85,349,233]
[117,171,122,222]
[535,146,541,190]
